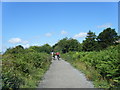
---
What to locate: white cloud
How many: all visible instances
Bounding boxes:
[97,23,112,28]
[8,38,22,44]
[22,40,29,44]
[73,32,87,39]
[8,38,28,44]
[45,33,52,37]
[61,30,67,35]
[32,43,39,46]
[22,44,30,48]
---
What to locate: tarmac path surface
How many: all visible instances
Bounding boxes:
[38,57,94,88]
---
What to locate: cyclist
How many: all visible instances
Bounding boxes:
[56,52,60,60]
[53,52,55,60]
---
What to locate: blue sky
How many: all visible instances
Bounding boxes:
[2,2,118,52]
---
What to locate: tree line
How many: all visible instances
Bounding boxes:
[4,27,119,55]
[53,28,120,53]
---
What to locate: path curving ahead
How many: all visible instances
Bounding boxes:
[38,58,94,88]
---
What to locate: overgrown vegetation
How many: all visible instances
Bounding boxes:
[2,45,52,89]
[62,44,120,88]
[55,28,120,88]
[2,27,120,89]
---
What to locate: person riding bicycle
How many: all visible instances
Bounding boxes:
[56,52,60,60]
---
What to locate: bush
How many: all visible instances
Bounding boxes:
[62,44,120,88]
[2,46,52,89]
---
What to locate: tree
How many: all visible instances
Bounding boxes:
[41,44,52,54]
[27,44,52,54]
[53,38,68,53]
[67,38,82,52]
[97,28,119,49]
[4,45,24,55]
[82,30,97,51]
[53,37,82,53]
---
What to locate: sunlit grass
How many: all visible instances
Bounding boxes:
[62,44,120,88]
[2,52,51,89]
[72,60,110,88]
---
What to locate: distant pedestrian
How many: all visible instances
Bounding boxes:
[53,52,55,59]
[51,51,54,57]
[56,52,60,60]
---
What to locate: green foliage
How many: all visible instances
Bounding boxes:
[2,27,120,89]
[40,44,52,54]
[53,28,119,53]
[62,44,120,88]
[97,28,119,49]
[3,45,24,55]
[29,44,52,54]
[2,45,52,89]
[53,37,82,53]
[82,30,97,51]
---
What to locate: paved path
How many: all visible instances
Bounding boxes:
[38,58,94,88]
